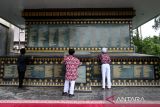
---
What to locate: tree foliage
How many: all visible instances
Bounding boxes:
[152,15,160,30]
[132,35,160,56]
[142,36,160,56]
[132,30,143,53]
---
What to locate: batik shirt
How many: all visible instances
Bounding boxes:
[64,55,81,80]
[98,53,111,64]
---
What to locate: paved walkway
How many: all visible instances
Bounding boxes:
[0,86,160,102]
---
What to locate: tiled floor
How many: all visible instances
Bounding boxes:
[0,86,160,101]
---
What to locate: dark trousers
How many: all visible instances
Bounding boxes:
[18,68,25,87]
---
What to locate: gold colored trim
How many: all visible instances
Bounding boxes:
[25,19,132,25]
[91,80,160,86]
[26,47,134,53]
[22,8,135,18]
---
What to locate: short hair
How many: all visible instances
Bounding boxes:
[68,49,75,55]
[20,48,26,55]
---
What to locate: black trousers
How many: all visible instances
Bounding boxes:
[18,68,25,87]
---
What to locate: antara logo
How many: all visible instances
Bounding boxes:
[105,95,145,104]
[116,97,145,103]
[105,95,116,104]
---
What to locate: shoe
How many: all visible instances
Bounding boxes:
[18,86,28,90]
[69,94,75,97]
[18,85,23,89]
[102,88,105,90]
[62,92,68,96]
[107,88,111,90]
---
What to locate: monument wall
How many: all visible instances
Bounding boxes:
[0,8,160,90]
[27,24,130,48]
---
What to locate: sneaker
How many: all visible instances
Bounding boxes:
[62,92,68,96]
[107,88,111,90]
[69,94,75,97]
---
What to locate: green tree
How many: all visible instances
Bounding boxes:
[132,35,160,56]
[142,36,160,56]
[132,29,143,53]
[153,15,160,30]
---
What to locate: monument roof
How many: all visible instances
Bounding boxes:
[0,0,160,29]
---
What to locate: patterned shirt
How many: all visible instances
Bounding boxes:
[98,53,111,64]
[63,55,81,80]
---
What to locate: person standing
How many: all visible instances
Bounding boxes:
[62,49,81,97]
[98,48,112,90]
[17,48,27,88]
